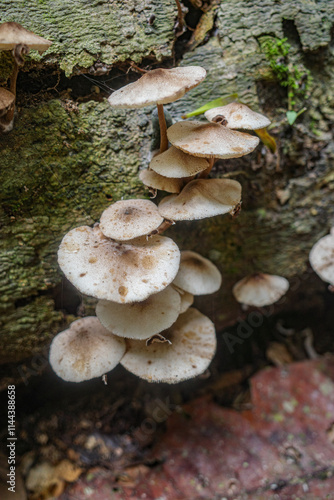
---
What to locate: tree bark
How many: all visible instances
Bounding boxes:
[0,0,333,371]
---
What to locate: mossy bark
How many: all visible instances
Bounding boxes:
[0,0,333,368]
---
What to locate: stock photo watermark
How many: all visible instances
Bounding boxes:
[7,384,17,493]
[222,268,315,354]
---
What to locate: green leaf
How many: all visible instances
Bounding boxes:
[286,110,298,125]
[181,94,239,119]
[286,107,307,125]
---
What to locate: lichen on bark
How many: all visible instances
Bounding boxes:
[0,0,177,76]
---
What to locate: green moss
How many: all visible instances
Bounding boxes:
[259,36,313,111]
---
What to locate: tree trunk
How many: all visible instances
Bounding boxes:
[0,0,333,377]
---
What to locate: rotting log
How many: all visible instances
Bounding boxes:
[0,0,334,373]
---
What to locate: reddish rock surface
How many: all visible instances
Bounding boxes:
[61,357,334,499]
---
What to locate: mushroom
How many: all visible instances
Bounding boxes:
[205,102,271,130]
[158,178,242,221]
[120,308,216,383]
[139,168,184,194]
[0,22,52,51]
[58,225,180,303]
[108,66,206,153]
[49,317,126,382]
[309,228,334,287]
[96,285,181,340]
[0,87,15,132]
[99,199,164,241]
[149,145,209,178]
[232,273,289,307]
[175,287,194,313]
[173,250,222,295]
[0,22,52,131]
[167,120,260,159]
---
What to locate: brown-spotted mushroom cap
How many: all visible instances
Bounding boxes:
[0,88,15,116]
[149,146,209,178]
[108,66,206,108]
[232,273,289,307]
[58,225,180,303]
[309,228,334,286]
[100,199,164,241]
[139,168,184,193]
[49,317,126,382]
[158,178,241,221]
[120,308,216,383]
[96,285,181,340]
[0,22,52,51]
[167,120,259,158]
[173,250,222,295]
[205,102,271,130]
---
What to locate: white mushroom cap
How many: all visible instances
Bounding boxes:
[139,168,184,193]
[205,102,271,130]
[167,120,260,159]
[0,87,15,115]
[100,199,163,241]
[232,273,289,307]
[96,285,181,340]
[0,22,52,51]
[58,225,180,303]
[309,228,334,286]
[49,317,126,382]
[149,146,209,178]
[158,178,241,221]
[108,66,206,108]
[120,308,216,383]
[175,287,194,313]
[173,251,222,295]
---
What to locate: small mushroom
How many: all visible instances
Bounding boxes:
[120,308,216,383]
[205,102,271,130]
[0,22,52,51]
[149,146,209,178]
[139,168,184,193]
[309,228,334,287]
[58,225,180,303]
[49,317,126,382]
[99,199,164,241]
[0,22,52,131]
[232,273,289,307]
[96,285,181,340]
[108,66,206,153]
[173,250,222,295]
[175,287,194,313]
[158,178,242,221]
[167,120,260,159]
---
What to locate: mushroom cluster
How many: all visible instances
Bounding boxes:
[50,65,273,384]
[0,22,51,132]
[50,198,221,383]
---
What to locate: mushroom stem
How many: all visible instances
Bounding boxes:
[199,157,215,178]
[129,62,147,74]
[157,103,169,154]
[174,0,184,33]
[5,44,28,127]
[5,59,19,125]
[147,218,174,237]
[9,59,19,97]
